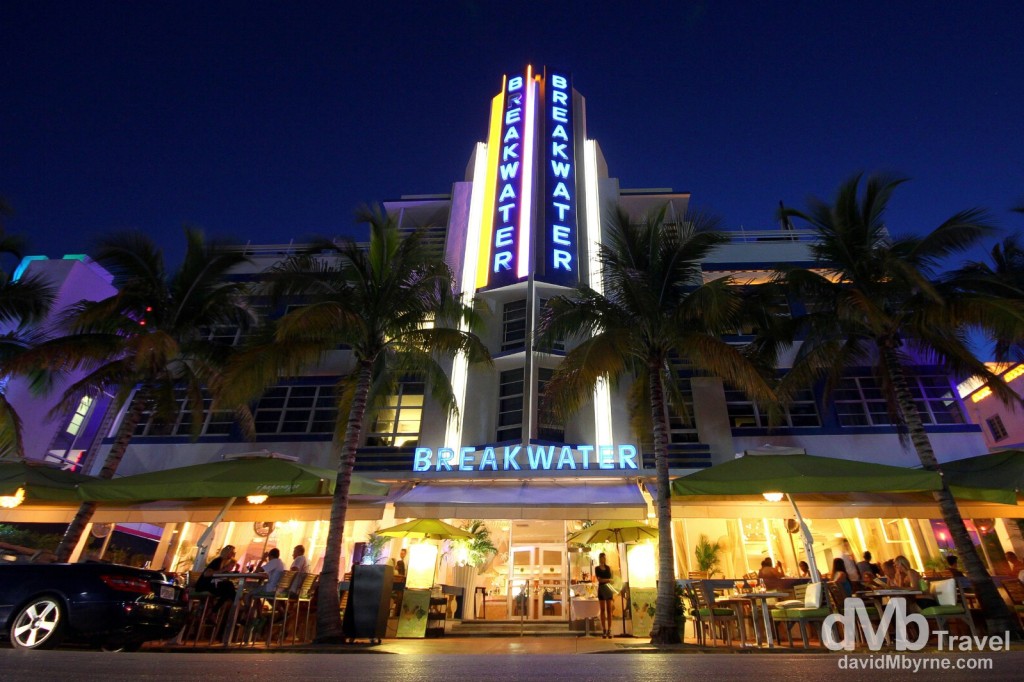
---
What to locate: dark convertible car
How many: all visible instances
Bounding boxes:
[0,562,187,650]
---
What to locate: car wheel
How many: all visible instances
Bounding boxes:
[10,596,65,650]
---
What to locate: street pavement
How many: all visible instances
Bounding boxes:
[2,645,1023,681]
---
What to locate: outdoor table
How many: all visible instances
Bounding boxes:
[714,596,752,646]
[571,598,601,637]
[213,572,267,645]
[740,591,790,648]
[854,589,923,647]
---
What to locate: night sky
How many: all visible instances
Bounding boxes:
[2,2,1022,269]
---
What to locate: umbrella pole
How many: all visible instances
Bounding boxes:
[786,494,820,583]
[616,539,631,638]
[192,496,237,572]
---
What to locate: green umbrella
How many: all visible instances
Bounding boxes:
[941,450,1024,505]
[672,451,945,583]
[566,519,658,545]
[0,461,93,502]
[76,456,389,501]
[375,518,473,540]
[671,453,943,497]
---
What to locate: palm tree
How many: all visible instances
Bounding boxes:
[773,173,1024,635]
[953,202,1024,359]
[537,205,776,645]
[220,208,488,643]
[0,210,55,458]
[18,229,254,560]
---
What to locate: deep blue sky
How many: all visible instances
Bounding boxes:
[2,1,1022,268]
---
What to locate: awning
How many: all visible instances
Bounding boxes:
[668,492,1024,519]
[0,498,386,524]
[393,480,647,520]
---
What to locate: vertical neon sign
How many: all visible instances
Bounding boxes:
[487,68,534,288]
[540,69,578,286]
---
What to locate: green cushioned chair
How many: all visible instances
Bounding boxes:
[770,582,833,648]
[920,579,977,641]
[692,581,739,647]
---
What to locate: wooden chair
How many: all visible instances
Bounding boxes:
[680,582,705,645]
[1000,579,1024,628]
[241,569,299,646]
[692,581,738,647]
[288,573,318,643]
[825,580,878,647]
[918,579,977,641]
[770,582,832,648]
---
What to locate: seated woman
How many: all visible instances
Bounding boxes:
[831,557,853,597]
[894,555,937,609]
[757,557,779,581]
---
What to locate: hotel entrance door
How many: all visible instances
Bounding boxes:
[508,543,567,620]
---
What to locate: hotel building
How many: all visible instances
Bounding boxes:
[5,67,1022,625]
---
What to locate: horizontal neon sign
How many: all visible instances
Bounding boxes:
[412,444,639,472]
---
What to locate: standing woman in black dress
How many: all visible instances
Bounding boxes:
[595,552,614,638]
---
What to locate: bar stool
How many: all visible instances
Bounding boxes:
[288,573,318,643]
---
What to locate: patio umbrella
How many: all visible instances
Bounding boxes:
[566,519,658,637]
[940,450,1024,505]
[375,518,473,540]
[75,455,389,570]
[75,456,389,501]
[0,461,93,503]
[566,519,658,545]
[671,449,946,582]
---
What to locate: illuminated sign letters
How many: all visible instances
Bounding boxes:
[488,73,529,287]
[411,444,639,472]
[540,70,579,286]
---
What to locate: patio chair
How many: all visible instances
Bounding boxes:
[680,582,705,645]
[919,578,977,641]
[770,582,832,648]
[242,569,299,646]
[692,581,738,647]
[1000,578,1024,628]
[825,580,878,647]
[288,572,318,643]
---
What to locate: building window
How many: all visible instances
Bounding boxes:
[834,375,964,427]
[667,379,700,443]
[253,384,338,435]
[66,395,94,436]
[725,385,820,428]
[366,382,424,447]
[536,368,564,442]
[987,415,1009,442]
[134,389,238,437]
[497,368,524,442]
[501,300,528,352]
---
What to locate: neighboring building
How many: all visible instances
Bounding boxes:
[958,363,1024,451]
[4,67,1019,623]
[1,254,117,469]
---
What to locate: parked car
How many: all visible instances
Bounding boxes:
[0,562,187,650]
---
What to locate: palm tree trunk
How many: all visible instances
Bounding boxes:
[881,347,1021,638]
[648,359,680,645]
[55,396,147,562]
[314,359,373,643]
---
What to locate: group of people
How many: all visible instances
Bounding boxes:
[756,556,812,580]
[196,543,309,607]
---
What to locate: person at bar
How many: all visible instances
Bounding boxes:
[831,557,853,597]
[196,545,237,607]
[797,561,810,579]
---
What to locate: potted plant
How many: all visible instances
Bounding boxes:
[451,520,497,619]
[694,534,723,578]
